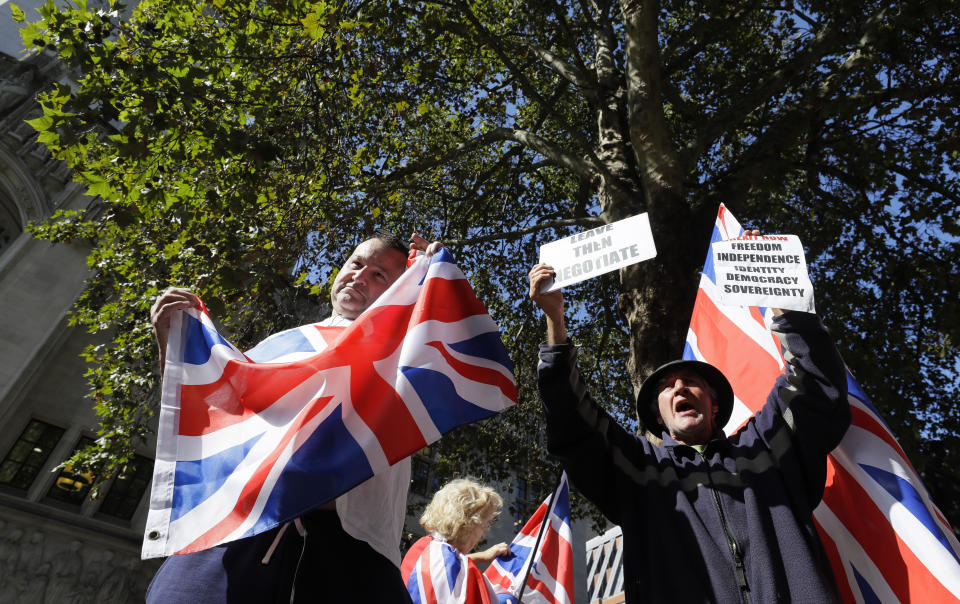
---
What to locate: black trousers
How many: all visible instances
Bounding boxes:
[147,510,412,603]
[294,510,413,603]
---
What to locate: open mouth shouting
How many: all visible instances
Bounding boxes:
[674,398,698,416]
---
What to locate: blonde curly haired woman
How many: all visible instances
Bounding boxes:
[401,479,511,603]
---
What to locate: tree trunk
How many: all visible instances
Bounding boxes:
[612,0,713,417]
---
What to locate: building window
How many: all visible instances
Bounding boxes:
[0,419,65,490]
[0,198,21,256]
[411,456,430,495]
[513,477,535,525]
[410,447,443,497]
[98,455,154,520]
[411,456,434,496]
[46,436,96,505]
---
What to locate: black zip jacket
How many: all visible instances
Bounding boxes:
[538,311,850,603]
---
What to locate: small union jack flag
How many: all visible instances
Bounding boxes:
[485,472,574,604]
[689,204,960,601]
[142,249,518,558]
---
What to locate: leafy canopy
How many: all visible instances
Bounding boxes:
[14,0,960,525]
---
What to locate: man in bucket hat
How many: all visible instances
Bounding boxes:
[528,250,850,603]
[636,359,734,447]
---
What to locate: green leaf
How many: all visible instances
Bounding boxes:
[10,3,25,22]
[301,13,324,40]
[163,240,183,259]
[26,115,55,132]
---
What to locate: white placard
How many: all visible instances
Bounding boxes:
[538,213,657,293]
[712,234,815,313]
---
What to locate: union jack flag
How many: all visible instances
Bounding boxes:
[142,249,518,558]
[688,204,960,601]
[403,536,501,604]
[485,472,574,604]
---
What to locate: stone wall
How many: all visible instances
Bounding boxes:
[0,41,159,604]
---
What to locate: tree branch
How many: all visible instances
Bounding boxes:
[375,130,508,183]
[513,39,598,99]
[443,215,605,246]
[442,1,639,206]
[494,128,600,181]
[551,3,591,77]
[448,2,573,124]
[683,5,892,168]
[879,164,960,207]
[373,127,599,185]
[620,0,683,199]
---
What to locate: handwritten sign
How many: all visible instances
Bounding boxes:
[538,213,657,293]
[712,235,815,313]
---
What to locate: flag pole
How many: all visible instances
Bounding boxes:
[515,473,563,603]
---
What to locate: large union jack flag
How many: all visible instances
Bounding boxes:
[142,249,518,559]
[485,472,574,604]
[688,204,960,602]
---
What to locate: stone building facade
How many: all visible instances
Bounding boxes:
[0,15,159,603]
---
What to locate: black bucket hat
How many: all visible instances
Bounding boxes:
[636,359,734,436]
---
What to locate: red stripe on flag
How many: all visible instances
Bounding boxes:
[485,566,511,591]
[402,536,430,584]
[749,305,785,367]
[337,303,429,461]
[518,503,548,537]
[530,528,571,597]
[821,458,958,602]
[410,277,489,326]
[465,562,496,604]
[813,516,858,604]
[177,395,334,554]
[533,527,560,573]
[419,543,441,604]
[311,325,346,347]
[350,374,428,460]
[528,581,558,602]
[179,362,318,436]
[717,207,729,237]
[688,291,781,413]
[426,342,518,402]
